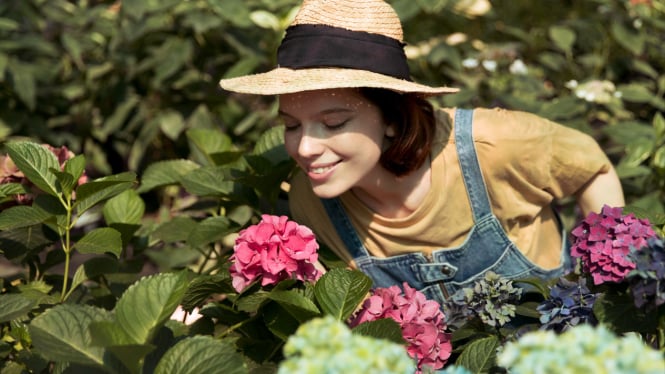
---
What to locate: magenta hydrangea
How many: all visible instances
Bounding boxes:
[229,214,322,292]
[570,205,657,285]
[350,282,452,373]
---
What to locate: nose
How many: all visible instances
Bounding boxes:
[297,126,325,158]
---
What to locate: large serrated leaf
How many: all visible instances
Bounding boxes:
[351,318,405,344]
[103,189,145,225]
[154,336,247,374]
[313,268,372,321]
[5,141,60,196]
[29,304,112,367]
[186,215,237,249]
[0,294,38,323]
[252,126,290,165]
[180,273,235,311]
[455,335,500,373]
[73,227,123,257]
[180,165,234,196]
[74,172,136,214]
[115,272,189,344]
[0,205,53,230]
[268,289,321,322]
[136,159,200,193]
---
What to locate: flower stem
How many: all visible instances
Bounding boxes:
[59,197,73,302]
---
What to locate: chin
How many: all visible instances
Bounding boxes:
[311,185,345,199]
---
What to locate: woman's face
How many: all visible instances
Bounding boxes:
[279,88,391,198]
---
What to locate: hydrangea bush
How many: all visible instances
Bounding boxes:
[497,324,665,374]
[278,316,414,374]
[350,282,452,373]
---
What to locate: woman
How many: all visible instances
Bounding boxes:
[219,0,625,303]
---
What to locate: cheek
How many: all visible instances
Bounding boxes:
[282,132,300,157]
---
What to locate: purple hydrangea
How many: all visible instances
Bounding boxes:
[570,205,657,285]
[626,237,665,311]
[537,277,598,333]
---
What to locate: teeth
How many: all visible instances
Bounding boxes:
[311,166,333,174]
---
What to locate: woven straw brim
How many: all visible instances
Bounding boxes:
[219,67,459,96]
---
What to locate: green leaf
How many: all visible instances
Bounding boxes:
[0,205,53,230]
[158,109,186,141]
[64,154,86,186]
[268,289,321,323]
[180,274,235,311]
[137,159,200,193]
[5,141,60,196]
[208,0,252,28]
[313,268,372,321]
[0,182,29,197]
[74,172,137,214]
[620,139,655,168]
[152,216,198,243]
[114,272,190,344]
[618,83,655,103]
[253,126,290,165]
[549,26,576,55]
[611,22,645,55]
[154,336,247,374]
[73,227,123,257]
[181,165,235,196]
[187,216,237,249]
[103,189,145,225]
[593,292,657,333]
[0,294,38,323]
[52,170,76,198]
[351,318,405,344]
[186,128,233,164]
[68,257,120,299]
[7,61,36,110]
[29,304,112,367]
[455,335,500,373]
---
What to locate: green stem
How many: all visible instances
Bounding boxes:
[59,197,73,302]
[218,314,258,339]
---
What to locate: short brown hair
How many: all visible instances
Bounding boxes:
[360,88,436,176]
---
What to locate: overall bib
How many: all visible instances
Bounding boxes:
[320,109,570,305]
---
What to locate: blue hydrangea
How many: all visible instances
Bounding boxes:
[537,276,598,332]
[497,324,665,374]
[278,316,414,374]
[626,237,665,311]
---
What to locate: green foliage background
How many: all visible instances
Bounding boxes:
[0,0,664,372]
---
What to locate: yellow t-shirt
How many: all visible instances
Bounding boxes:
[288,107,611,270]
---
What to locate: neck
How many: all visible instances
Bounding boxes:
[351,161,431,219]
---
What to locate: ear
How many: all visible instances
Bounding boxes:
[385,124,397,138]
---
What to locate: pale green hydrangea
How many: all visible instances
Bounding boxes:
[278,316,414,374]
[497,324,665,374]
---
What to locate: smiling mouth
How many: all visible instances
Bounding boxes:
[307,161,339,175]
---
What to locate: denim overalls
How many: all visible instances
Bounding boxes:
[320,109,570,305]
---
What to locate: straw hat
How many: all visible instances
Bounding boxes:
[218,0,458,96]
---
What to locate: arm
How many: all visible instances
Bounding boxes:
[574,165,625,217]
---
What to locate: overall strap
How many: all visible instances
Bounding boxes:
[320,198,370,259]
[454,109,493,221]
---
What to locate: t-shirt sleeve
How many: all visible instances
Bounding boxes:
[473,108,612,204]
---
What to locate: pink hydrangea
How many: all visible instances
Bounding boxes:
[350,282,452,373]
[571,205,657,285]
[229,214,322,292]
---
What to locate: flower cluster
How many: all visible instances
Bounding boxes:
[446,271,523,328]
[570,205,657,285]
[350,282,452,373]
[278,316,414,374]
[497,324,665,373]
[626,237,665,310]
[536,277,598,332]
[229,215,322,292]
[0,144,87,205]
